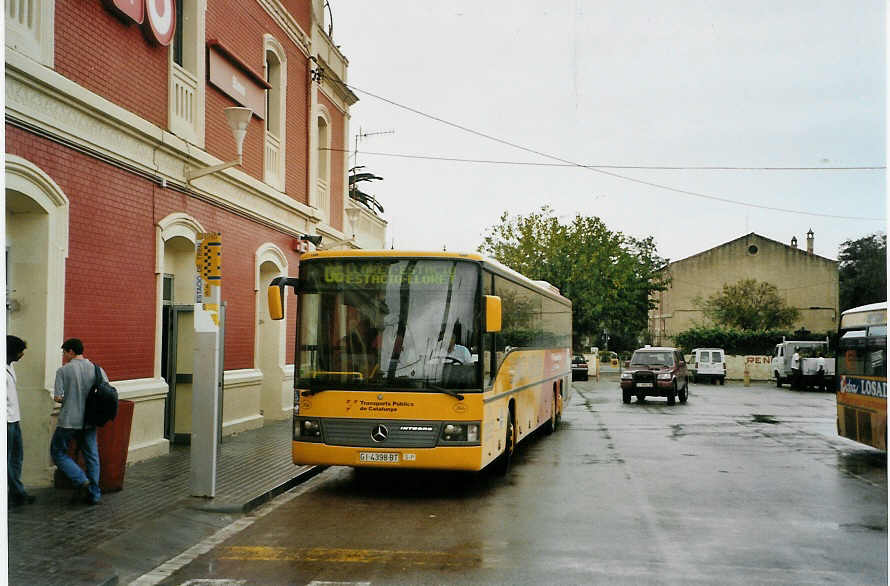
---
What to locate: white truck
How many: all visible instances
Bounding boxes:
[771,338,835,390]
[691,347,726,384]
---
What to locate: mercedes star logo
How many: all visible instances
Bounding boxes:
[371,424,389,443]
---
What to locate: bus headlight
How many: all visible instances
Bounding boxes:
[441,422,480,443]
[300,419,322,438]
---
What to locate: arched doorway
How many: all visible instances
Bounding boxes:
[157,213,216,444]
[5,155,69,486]
[256,244,289,420]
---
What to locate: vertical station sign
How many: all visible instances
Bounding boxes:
[195,232,222,325]
[192,232,221,497]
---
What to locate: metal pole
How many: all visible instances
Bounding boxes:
[191,232,222,498]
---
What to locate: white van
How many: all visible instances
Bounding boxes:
[691,348,726,384]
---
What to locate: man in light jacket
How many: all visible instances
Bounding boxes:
[50,338,107,506]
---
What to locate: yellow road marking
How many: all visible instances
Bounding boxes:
[218,546,480,567]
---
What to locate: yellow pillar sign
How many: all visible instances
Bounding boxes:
[196,232,222,326]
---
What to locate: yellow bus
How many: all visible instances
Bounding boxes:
[268,250,572,473]
[836,302,887,450]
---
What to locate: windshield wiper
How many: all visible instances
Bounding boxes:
[426,383,464,401]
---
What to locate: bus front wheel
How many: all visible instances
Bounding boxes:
[497,411,515,475]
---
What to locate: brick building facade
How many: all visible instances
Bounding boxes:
[6,0,386,487]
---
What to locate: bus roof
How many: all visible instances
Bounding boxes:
[302,250,485,261]
[841,301,887,316]
[300,250,571,305]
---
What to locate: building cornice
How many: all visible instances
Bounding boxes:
[257,0,312,58]
[6,52,320,237]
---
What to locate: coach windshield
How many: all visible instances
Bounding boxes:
[296,258,481,391]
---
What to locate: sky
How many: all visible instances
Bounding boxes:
[328,1,886,263]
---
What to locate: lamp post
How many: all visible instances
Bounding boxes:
[186,107,253,183]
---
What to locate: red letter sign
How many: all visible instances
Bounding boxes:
[103,0,175,46]
[102,0,145,24]
[143,0,176,46]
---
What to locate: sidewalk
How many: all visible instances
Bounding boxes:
[8,419,320,586]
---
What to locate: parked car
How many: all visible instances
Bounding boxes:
[572,354,589,381]
[691,347,726,384]
[599,350,619,368]
[620,346,689,404]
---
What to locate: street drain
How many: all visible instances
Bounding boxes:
[752,414,779,424]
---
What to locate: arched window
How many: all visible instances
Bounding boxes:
[315,108,331,223]
[263,35,287,190]
[169,0,206,146]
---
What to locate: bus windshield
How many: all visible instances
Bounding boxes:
[296,258,480,390]
[838,324,887,378]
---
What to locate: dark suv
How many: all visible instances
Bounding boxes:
[620,346,689,404]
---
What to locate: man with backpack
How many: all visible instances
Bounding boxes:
[50,338,108,506]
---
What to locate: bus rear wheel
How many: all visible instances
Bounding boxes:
[545,389,559,434]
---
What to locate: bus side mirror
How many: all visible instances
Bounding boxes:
[267,276,299,321]
[485,295,502,332]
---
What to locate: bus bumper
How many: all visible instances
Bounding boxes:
[292,442,487,471]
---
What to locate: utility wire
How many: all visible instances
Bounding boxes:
[329,78,885,222]
[322,147,883,171]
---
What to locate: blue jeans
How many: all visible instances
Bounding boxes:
[7,422,27,499]
[50,427,100,503]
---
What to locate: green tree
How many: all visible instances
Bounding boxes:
[694,278,799,330]
[478,206,669,350]
[838,232,886,311]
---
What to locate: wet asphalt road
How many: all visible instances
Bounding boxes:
[152,376,887,585]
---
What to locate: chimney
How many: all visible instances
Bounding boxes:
[790,236,798,249]
[806,228,814,255]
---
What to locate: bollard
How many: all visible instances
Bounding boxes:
[743,365,751,387]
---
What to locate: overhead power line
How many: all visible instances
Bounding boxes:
[327,78,885,222]
[322,147,883,171]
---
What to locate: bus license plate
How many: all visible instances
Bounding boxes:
[637,382,653,388]
[360,452,399,463]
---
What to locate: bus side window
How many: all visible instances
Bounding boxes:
[483,270,495,385]
[844,349,854,371]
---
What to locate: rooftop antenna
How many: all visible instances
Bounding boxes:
[353,126,395,170]
[352,127,394,207]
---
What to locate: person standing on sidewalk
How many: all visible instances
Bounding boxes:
[7,335,35,508]
[50,338,107,505]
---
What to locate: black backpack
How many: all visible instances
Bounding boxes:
[84,363,119,428]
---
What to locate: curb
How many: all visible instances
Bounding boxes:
[188,465,326,514]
